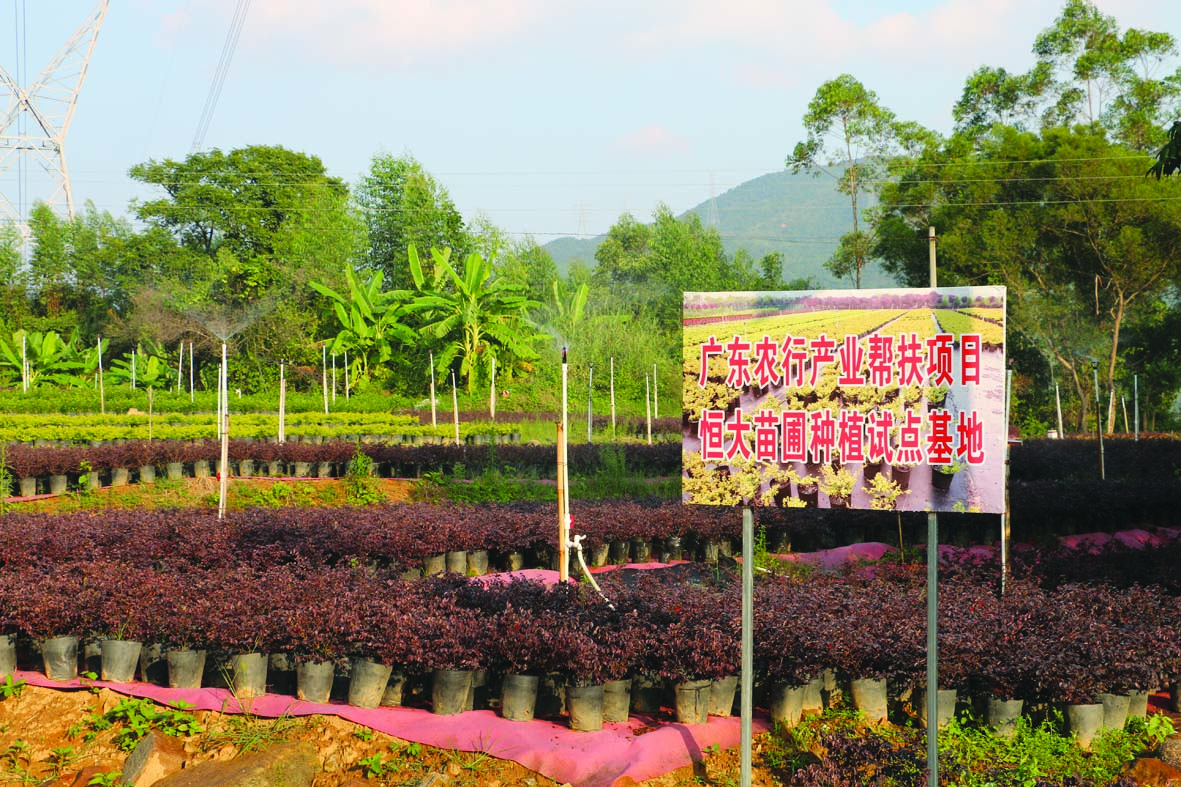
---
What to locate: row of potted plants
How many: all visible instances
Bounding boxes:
[0,439,684,481]
[8,435,1179,483]
[2,560,1178,727]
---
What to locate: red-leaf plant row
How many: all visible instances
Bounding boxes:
[0,556,1179,706]
[0,502,834,572]
[4,439,686,478]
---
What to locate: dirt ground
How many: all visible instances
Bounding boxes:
[0,683,784,787]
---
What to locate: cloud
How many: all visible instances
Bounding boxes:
[611,123,690,155]
[627,0,1049,84]
[238,0,550,68]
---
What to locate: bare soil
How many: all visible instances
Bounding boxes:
[0,684,788,787]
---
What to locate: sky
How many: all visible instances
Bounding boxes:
[2,0,1179,246]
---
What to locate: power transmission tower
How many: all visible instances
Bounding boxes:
[705,171,720,228]
[0,0,109,240]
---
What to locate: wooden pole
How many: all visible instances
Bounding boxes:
[97,336,104,415]
[430,352,438,429]
[490,356,496,421]
[278,362,287,444]
[557,420,569,583]
[645,374,652,445]
[322,345,329,415]
[452,371,460,443]
[587,362,593,443]
[218,342,230,520]
[609,356,616,439]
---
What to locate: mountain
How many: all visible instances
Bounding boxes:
[543,169,894,289]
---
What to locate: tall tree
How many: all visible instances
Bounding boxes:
[875,125,1181,431]
[129,145,345,261]
[356,154,471,291]
[787,75,899,288]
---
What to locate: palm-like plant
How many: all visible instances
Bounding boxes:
[310,267,419,382]
[0,329,84,388]
[409,244,543,393]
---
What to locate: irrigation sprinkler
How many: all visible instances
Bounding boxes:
[587,362,593,443]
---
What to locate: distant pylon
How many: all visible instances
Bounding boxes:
[0,0,110,239]
[705,171,720,228]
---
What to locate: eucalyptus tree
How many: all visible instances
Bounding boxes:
[788,75,915,288]
[874,125,1181,431]
[953,0,1181,151]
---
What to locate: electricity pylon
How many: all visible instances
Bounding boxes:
[0,0,110,240]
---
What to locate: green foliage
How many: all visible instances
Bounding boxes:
[936,709,1173,787]
[0,329,83,388]
[344,446,383,506]
[202,709,302,754]
[227,481,317,509]
[409,245,543,394]
[77,698,202,752]
[356,153,472,293]
[86,773,123,787]
[0,674,25,700]
[310,268,418,383]
[0,446,10,515]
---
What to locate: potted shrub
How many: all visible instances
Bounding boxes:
[274,565,361,704]
[931,460,966,493]
[754,576,829,726]
[637,579,740,724]
[825,573,924,724]
[819,465,855,508]
[154,568,219,689]
[9,563,96,680]
[202,566,283,698]
[90,563,163,682]
[863,474,909,511]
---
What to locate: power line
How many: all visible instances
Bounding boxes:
[191,0,251,152]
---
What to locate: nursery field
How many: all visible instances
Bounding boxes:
[0,437,1180,787]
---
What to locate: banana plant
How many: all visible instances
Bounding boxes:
[309,267,420,382]
[0,329,84,388]
[108,342,172,389]
[409,244,543,394]
[549,278,589,338]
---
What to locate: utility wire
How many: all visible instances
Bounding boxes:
[191,0,251,152]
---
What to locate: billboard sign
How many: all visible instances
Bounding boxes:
[682,287,1007,514]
